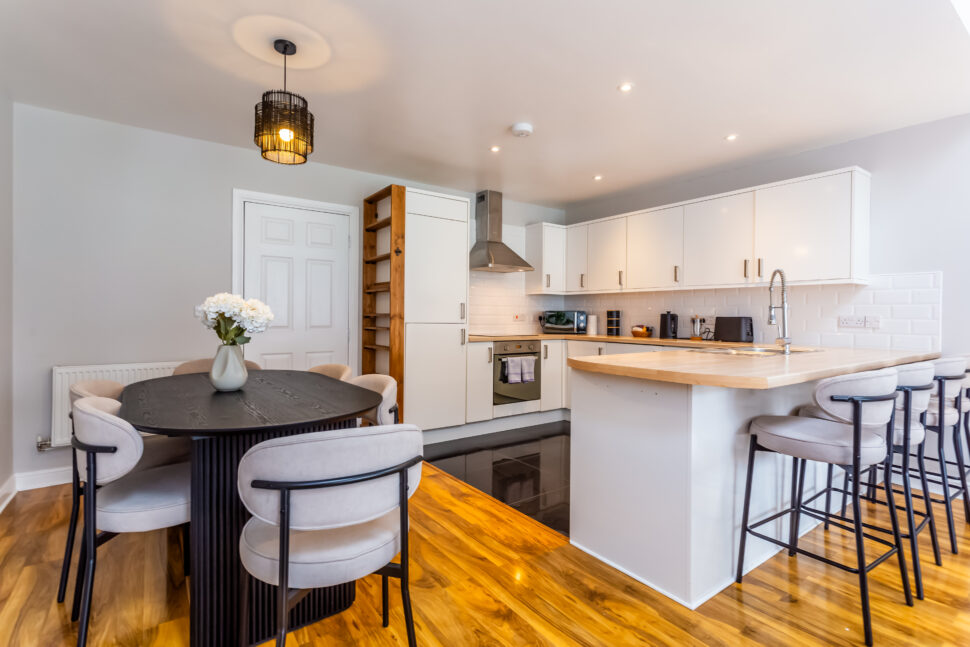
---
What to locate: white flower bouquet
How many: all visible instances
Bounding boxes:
[196,293,274,346]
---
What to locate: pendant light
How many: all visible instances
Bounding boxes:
[254,39,314,164]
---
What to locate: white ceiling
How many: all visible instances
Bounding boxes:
[2,1,970,207]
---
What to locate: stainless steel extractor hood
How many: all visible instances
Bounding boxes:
[469,190,534,272]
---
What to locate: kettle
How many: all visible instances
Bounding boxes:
[659,311,678,339]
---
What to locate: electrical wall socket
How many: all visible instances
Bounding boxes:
[864,315,881,329]
[838,315,867,329]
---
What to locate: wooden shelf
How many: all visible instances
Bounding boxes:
[365,217,392,232]
[363,344,391,351]
[364,282,390,293]
[364,326,390,331]
[363,312,390,318]
[364,253,391,264]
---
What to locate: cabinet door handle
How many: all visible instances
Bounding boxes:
[743,259,749,278]
[544,344,549,360]
[488,348,492,363]
[618,270,623,287]
[597,346,603,355]
[757,258,763,278]
[674,265,679,282]
[460,302,466,320]
[546,274,551,288]
[580,273,585,288]
[460,329,466,345]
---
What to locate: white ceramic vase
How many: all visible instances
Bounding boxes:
[209,344,248,392]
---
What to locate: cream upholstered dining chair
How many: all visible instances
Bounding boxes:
[70,396,191,647]
[237,424,423,647]
[173,357,262,375]
[307,363,352,381]
[347,374,399,425]
[57,380,191,606]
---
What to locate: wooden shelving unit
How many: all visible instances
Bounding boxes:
[362,184,406,416]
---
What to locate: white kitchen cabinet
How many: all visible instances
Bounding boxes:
[406,188,468,223]
[587,218,627,291]
[405,213,469,323]
[525,223,566,294]
[540,340,564,411]
[626,206,684,290]
[404,323,467,430]
[754,170,864,282]
[466,342,493,423]
[565,225,589,292]
[564,340,606,408]
[683,192,754,287]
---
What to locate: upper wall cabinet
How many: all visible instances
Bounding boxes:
[587,218,627,291]
[525,223,566,294]
[753,169,867,283]
[683,192,755,288]
[565,225,589,292]
[626,206,684,290]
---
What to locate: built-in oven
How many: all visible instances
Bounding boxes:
[492,340,541,405]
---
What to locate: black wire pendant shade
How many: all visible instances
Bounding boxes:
[254,39,314,165]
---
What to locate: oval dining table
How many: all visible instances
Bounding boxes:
[119,369,383,647]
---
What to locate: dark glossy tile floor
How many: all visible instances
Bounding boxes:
[427,422,570,535]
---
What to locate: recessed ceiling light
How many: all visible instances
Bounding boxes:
[490,145,501,153]
[725,133,738,141]
[593,175,603,181]
[618,82,634,93]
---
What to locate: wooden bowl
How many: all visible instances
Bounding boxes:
[631,328,651,338]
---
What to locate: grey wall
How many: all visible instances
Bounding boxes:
[12,104,563,476]
[566,112,970,355]
[0,94,12,489]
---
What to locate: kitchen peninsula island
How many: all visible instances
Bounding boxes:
[567,346,938,609]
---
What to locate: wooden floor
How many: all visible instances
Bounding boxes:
[2,464,970,646]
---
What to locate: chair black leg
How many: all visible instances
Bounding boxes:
[841,470,850,519]
[900,444,924,600]
[239,569,250,647]
[382,574,389,628]
[180,523,191,578]
[866,465,878,501]
[276,586,288,646]
[401,577,417,647]
[788,459,806,556]
[850,465,874,647]
[736,436,757,584]
[936,431,959,554]
[58,474,81,603]
[951,424,970,522]
[71,530,87,622]
[917,443,943,566]
[76,480,98,647]
[883,451,913,607]
[823,464,834,530]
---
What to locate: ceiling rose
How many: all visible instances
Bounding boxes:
[232,15,332,69]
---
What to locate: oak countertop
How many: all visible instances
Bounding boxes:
[566,347,939,389]
[467,333,757,349]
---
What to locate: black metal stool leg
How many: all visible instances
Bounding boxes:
[788,459,806,556]
[936,430,959,553]
[76,468,98,647]
[71,530,87,622]
[57,461,82,603]
[850,465,874,647]
[841,470,850,519]
[823,464,834,530]
[900,444,923,599]
[736,436,758,584]
[883,448,913,607]
[382,574,389,627]
[951,424,970,522]
[917,443,943,566]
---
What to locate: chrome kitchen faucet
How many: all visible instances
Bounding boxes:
[767,268,792,355]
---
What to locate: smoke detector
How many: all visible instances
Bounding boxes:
[511,122,534,137]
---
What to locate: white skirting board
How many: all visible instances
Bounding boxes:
[15,465,73,491]
[0,474,15,516]
[422,409,568,446]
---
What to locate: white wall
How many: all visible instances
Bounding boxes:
[0,93,13,497]
[11,104,562,476]
[565,111,970,354]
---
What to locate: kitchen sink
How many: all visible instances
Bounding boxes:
[689,347,819,357]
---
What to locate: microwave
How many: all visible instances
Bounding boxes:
[540,310,587,334]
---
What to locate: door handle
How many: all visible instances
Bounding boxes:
[597,347,603,355]
[460,302,466,320]
[743,259,749,278]
[618,270,623,287]
[460,329,466,345]
[488,347,492,363]
[757,258,763,278]
[580,273,585,288]
[674,265,679,282]
[544,344,548,360]
[546,274,551,288]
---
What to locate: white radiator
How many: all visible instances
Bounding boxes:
[50,361,184,447]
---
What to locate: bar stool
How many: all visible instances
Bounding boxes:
[737,367,911,647]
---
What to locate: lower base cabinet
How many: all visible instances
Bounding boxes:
[466,342,493,423]
[540,340,564,411]
[564,341,606,409]
[404,323,467,431]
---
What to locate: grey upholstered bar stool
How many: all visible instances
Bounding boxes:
[307,362,353,381]
[737,367,911,646]
[57,380,191,605]
[71,396,191,647]
[172,357,262,375]
[348,374,399,425]
[237,424,423,647]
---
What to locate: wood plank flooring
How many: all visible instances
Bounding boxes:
[2,463,970,645]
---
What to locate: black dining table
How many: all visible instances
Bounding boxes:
[119,369,382,647]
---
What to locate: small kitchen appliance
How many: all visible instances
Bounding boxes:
[659,311,678,339]
[587,314,598,336]
[606,310,621,336]
[713,316,754,343]
[689,315,706,341]
[540,311,587,334]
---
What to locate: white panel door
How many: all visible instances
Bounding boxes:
[754,173,852,282]
[565,225,589,292]
[683,192,754,287]
[587,219,627,291]
[404,323,467,430]
[626,207,684,289]
[405,214,468,323]
[543,225,566,292]
[563,341,606,408]
[540,340,564,411]
[466,342,493,423]
[243,201,350,370]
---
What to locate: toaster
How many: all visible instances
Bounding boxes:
[713,316,754,343]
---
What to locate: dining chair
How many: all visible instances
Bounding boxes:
[173,357,262,375]
[70,396,191,647]
[307,363,352,381]
[237,424,423,647]
[347,374,399,425]
[57,380,191,605]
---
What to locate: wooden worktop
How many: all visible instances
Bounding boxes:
[467,333,757,349]
[567,346,939,389]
